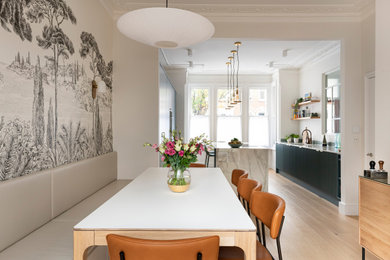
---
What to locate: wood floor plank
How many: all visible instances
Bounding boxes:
[265,170,378,260]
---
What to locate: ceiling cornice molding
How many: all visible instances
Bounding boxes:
[111,1,374,22]
[300,42,341,69]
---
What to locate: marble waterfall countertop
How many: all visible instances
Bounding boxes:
[214,142,270,192]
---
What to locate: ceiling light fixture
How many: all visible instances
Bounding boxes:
[225,41,242,109]
[117,0,215,49]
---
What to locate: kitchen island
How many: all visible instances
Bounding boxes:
[215,143,270,192]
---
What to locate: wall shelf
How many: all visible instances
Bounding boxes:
[292,100,320,108]
[292,117,320,121]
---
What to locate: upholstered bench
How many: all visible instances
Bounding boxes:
[0,152,122,259]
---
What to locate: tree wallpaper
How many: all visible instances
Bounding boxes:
[0,0,113,181]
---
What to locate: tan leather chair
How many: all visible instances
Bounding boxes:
[237,178,262,215]
[107,234,220,260]
[219,191,286,260]
[231,169,248,188]
[190,163,207,168]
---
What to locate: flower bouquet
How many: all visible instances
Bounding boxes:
[145,131,212,192]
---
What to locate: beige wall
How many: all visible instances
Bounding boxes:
[299,50,341,143]
[277,69,300,140]
[362,13,376,74]
[112,27,159,180]
[375,1,390,173]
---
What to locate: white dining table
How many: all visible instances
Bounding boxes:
[73,167,256,259]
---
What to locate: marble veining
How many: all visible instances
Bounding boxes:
[216,148,269,192]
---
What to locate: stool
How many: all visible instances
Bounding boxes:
[205,148,216,168]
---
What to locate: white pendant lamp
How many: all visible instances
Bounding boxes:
[117,1,215,49]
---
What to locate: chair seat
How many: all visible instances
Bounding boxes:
[218,241,272,260]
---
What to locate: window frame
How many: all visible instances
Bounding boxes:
[186,83,274,148]
[323,68,341,134]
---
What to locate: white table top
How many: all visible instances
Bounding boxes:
[74,167,255,231]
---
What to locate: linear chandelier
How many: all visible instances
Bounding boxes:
[117,0,215,49]
[226,42,242,109]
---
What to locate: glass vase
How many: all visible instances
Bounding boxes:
[167,168,191,193]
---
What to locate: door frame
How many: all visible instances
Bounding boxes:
[364,71,375,167]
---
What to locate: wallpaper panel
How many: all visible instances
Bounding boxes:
[0,0,113,181]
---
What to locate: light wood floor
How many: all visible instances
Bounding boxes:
[264,170,377,260]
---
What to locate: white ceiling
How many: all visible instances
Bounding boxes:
[162,39,339,74]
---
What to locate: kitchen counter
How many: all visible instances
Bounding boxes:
[277,141,341,154]
[214,142,270,191]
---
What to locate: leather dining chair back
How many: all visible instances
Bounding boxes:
[250,191,286,260]
[106,234,220,260]
[237,178,262,215]
[189,163,207,168]
[231,169,248,188]
[218,191,286,260]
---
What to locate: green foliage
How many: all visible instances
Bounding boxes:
[191,89,209,116]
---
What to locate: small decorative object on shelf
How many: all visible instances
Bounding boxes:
[322,135,327,147]
[304,92,312,101]
[292,97,320,120]
[364,160,388,180]
[145,131,212,193]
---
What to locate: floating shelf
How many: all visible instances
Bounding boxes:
[292,100,320,108]
[292,117,320,121]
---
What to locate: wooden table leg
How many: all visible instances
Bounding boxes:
[74,230,94,260]
[235,231,256,260]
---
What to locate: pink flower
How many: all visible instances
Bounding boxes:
[167,141,175,149]
[200,144,204,151]
[161,156,165,161]
[198,149,202,155]
[152,144,158,149]
[179,151,184,157]
[165,149,176,156]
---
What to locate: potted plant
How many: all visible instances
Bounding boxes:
[291,134,300,144]
[145,131,212,193]
[286,134,299,144]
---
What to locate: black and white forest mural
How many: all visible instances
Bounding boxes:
[0,0,113,181]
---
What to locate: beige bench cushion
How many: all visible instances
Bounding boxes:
[52,152,117,218]
[0,171,52,252]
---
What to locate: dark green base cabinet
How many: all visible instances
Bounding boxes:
[276,143,341,205]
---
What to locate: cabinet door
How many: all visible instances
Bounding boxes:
[294,147,305,181]
[320,152,339,199]
[304,148,321,188]
[276,144,284,172]
[284,145,295,175]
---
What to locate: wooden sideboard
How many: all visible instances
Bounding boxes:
[359,176,390,260]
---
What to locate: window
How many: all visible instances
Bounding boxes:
[189,88,210,138]
[187,84,275,148]
[216,89,242,142]
[324,70,341,134]
[248,88,269,146]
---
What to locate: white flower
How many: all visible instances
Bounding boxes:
[159,144,165,154]
[190,145,196,153]
[175,142,182,152]
[183,144,189,151]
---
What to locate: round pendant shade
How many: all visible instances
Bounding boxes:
[117,8,215,49]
